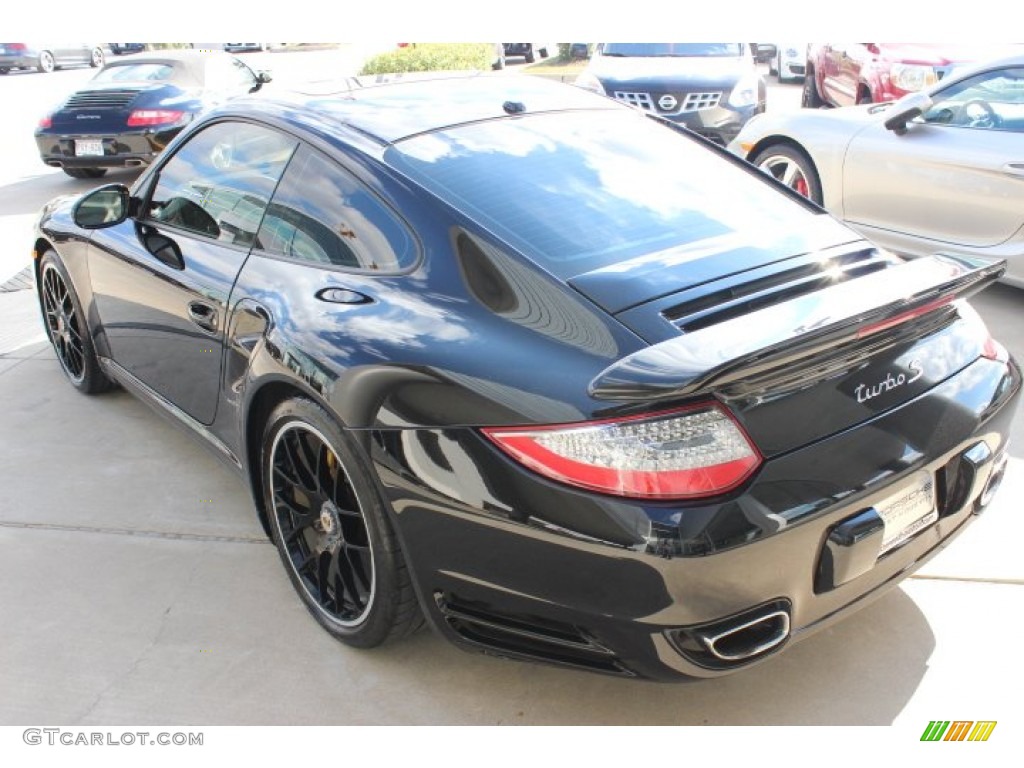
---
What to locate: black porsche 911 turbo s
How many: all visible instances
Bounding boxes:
[33,73,1020,680]
[34,49,270,179]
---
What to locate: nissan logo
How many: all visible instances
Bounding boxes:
[658,94,678,111]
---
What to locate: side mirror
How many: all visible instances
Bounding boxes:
[73,184,131,229]
[884,92,934,135]
[252,70,272,92]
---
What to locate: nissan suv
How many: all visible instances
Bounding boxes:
[574,42,766,145]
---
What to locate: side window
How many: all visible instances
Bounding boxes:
[256,146,416,272]
[921,67,1024,132]
[147,121,296,246]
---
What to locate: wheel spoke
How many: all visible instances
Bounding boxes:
[780,162,801,187]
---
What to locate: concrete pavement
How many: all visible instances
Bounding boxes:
[0,285,1022,727]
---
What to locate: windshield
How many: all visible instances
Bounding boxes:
[602,43,744,58]
[387,110,817,278]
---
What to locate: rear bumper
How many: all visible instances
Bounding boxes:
[0,54,35,69]
[35,127,184,169]
[373,354,1021,680]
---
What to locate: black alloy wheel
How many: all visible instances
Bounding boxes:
[39,251,112,393]
[262,398,422,647]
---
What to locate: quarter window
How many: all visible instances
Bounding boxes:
[147,121,297,246]
[256,146,415,272]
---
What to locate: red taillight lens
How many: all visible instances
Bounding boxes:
[126,109,185,127]
[38,115,52,129]
[483,404,761,500]
[9,43,27,53]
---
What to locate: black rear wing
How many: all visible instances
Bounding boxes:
[589,254,1005,401]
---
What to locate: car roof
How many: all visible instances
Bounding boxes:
[97,50,242,87]
[257,73,623,144]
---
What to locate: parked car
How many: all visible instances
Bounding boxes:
[574,42,766,145]
[223,43,279,53]
[753,43,776,64]
[802,43,1011,108]
[728,53,1024,289]
[768,44,807,83]
[35,50,271,179]
[108,43,145,56]
[0,43,105,74]
[501,43,554,64]
[33,74,1019,681]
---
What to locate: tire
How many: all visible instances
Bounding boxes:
[800,66,824,108]
[492,55,505,71]
[37,50,55,73]
[856,88,873,105]
[524,46,535,64]
[538,46,550,59]
[261,397,423,648]
[751,144,823,205]
[38,250,114,394]
[0,67,9,75]
[63,167,108,179]
[768,55,778,77]
[90,47,105,68]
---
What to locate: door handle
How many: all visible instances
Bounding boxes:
[187,301,218,333]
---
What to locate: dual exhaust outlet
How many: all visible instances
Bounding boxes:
[672,602,792,667]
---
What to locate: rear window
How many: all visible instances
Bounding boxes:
[94,63,177,82]
[386,110,817,277]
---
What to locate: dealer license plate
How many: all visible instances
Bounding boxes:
[75,139,104,157]
[877,471,937,556]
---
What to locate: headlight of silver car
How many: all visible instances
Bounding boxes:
[728,74,760,108]
[890,64,938,92]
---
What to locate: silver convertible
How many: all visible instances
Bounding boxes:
[728,53,1024,288]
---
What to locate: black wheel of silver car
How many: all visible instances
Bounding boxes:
[37,51,55,73]
[262,398,423,647]
[752,144,823,205]
[0,67,9,75]
[90,47,105,68]
[800,67,824,108]
[62,167,108,179]
[525,47,535,64]
[39,250,113,394]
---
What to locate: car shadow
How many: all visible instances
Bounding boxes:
[354,585,934,724]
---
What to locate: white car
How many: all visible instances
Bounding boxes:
[768,44,806,83]
[729,53,1024,288]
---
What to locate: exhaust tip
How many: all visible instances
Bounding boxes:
[977,453,1008,512]
[666,599,792,670]
[697,610,790,662]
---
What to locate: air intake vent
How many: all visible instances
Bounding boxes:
[64,89,142,110]
[434,592,635,677]
[664,247,900,334]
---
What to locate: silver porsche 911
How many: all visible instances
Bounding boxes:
[728,53,1024,288]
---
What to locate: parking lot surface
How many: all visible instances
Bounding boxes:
[0,50,1022,734]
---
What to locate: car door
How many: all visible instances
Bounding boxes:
[842,65,1024,249]
[820,44,866,106]
[87,120,297,424]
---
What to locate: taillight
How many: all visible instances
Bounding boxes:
[126,109,185,127]
[483,404,761,500]
[38,115,52,129]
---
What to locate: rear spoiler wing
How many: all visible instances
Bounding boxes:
[589,254,1005,401]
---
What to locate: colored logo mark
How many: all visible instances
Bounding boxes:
[921,721,997,742]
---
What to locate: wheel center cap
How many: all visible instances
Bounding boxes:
[319,501,340,537]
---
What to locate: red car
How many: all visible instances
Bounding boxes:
[801,43,1008,107]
